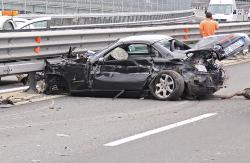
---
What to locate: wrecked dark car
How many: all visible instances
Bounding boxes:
[44,34,250,100]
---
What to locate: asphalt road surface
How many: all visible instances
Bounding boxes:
[0,62,250,163]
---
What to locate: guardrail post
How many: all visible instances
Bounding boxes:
[26,72,38,93]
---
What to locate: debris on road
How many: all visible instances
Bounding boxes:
[0,96,14,108]
[54,146,73,157]
[0,96,14,105]
[0,90,63,108]
[49,100,63,110]
[218,88,250,100]
[56,107,63,111]
[49,100,55,109]
[0,92,33,106]
[56,134,70,137]
[54,152,71,157]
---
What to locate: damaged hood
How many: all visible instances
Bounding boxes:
[192,33,250,59]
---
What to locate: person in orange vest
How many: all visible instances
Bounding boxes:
[199,12,219,37]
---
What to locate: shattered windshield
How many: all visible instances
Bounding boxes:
[208,4,233,15]
[158,39,171,50]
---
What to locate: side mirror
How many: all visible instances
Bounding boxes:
[233,10,237,14]
[204,10,208,15]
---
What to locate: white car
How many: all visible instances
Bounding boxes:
[0,16,51,30]
[0,16,16,30]
[16,17,51,30]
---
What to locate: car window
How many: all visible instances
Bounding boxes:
[127,44,150,55]
[105,47,128,61]
[32,21,48,28]
[104,44,155,61]
[158,39,171,51]
[21,21,48,29]
[158,39,190,52]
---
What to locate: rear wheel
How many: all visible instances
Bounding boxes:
[150,70,185,101]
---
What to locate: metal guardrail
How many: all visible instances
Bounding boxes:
[17,9,195,26]
[1,21,250,76]
[0,58,61,77]
[0,60,46,75]
[50,15,195,30]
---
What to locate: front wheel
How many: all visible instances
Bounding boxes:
[150,70,185,101]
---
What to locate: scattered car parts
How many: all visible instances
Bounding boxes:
[217,88,250,100]
[0,96,14,106]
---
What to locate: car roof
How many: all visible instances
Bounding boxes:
[118,35,173,44]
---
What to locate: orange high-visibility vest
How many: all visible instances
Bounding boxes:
[199,18,219,37]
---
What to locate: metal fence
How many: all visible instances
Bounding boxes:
[0,0,192,14]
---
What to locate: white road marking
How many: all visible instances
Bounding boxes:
[104,113,217,147]
[0,86,29,94]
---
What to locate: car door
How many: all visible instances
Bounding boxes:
[92,43,154,91]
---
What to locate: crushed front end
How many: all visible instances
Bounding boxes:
[44,58,89,94]
[181,49,226,98]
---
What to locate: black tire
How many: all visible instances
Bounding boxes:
[150,70,185,101]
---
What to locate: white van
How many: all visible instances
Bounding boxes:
[207,0,237,22]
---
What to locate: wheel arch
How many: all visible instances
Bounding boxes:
[45,74,70,94]
[149,69,185,100]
